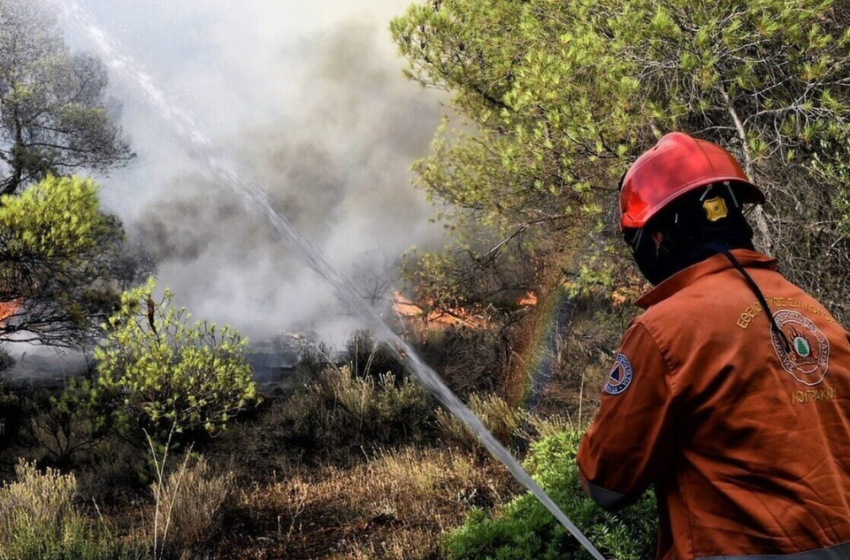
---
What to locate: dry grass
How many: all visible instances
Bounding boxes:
[436,394,522,448]
[230,446,517,559]
[151,456,235,557]
[520,410,574,439]
[209,365,435,475]
[436,393,575,450]
[0,461,78,550]
[0,369,577,560]
[139,437,237,560]
[315,366,429,437]
[199,367,579,559]
[0,461,139,560]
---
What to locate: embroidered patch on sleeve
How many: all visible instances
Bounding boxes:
[604,354,633,395]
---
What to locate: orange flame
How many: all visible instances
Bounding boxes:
[518,291,538,307]
[0,300,20,327]
[392,291,491,333]
[393,292,423,319]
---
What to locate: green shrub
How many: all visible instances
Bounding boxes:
[0,176,138,348]
[445,430,657,560]
[0,461,142,560]
[93,278,259,446]
[30,377,111,465]
[315,366,432,444]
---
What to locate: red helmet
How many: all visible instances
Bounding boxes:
[619,132,765,230]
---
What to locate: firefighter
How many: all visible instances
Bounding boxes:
[577,132,850,559]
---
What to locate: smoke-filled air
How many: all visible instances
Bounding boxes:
[81,2,446,343]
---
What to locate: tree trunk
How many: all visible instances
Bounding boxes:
[10,105,24,194]
[2,105,25,196]
[719,85,773,252]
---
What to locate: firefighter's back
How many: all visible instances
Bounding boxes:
[640,256,850,558]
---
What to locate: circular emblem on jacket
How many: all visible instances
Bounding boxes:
[605,354,633,395]
[771,310,830,386]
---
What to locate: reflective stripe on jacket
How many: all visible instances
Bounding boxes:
[576,250,850,560]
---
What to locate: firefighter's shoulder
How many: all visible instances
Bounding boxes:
[605,319,672,398]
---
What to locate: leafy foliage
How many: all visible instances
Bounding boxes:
[0,176,147,346]
[393,0,850,321]
[0,175,107,256]
[26,375,110,465]
[93,278,258,445]
[0,0,133,195]
[445,430,657,560]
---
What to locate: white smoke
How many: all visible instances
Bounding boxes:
[65,1,445,344]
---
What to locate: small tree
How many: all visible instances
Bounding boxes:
[94,279,258,446]
[0,175,143,347]
[0,0,134,195]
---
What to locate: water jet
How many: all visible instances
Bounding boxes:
[59,3,607,558]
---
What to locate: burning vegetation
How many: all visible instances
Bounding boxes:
[0,302,18,327]
[518,291,538,307]
[393,290,537,333]
[392,291,492,331]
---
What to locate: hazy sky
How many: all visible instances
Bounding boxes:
[57,0,445,345]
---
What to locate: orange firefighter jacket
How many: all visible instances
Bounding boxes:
[577,249,850,560]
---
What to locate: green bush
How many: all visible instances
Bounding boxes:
[315,366,432,445]
[445,430,657,560]
[0,461,142,560]
[30,377,111,465]
[93,278,259,446]
[0,176,135,347]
